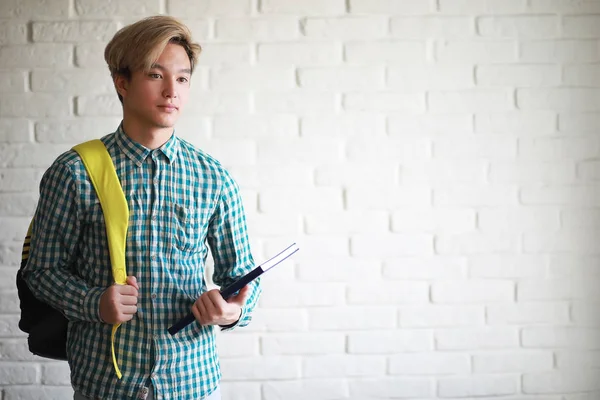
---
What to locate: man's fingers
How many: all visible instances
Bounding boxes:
[117,284,138,297]
[126,275,139,290]
[228,285,250,306]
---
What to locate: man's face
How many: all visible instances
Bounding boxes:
[117,43,192,130]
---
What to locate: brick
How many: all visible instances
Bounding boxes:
[432,280,514,303]
[0,267,19,288]
[263,380,349,400]
[32,69,112,94]
[294,236,349,258]
[476,65,561,87]
[436,327,520,350]
[434,185,518,206]
[253,91,335,115]
[261,333,345,355]
[433,135,516,158]
[347,186,432,209]
[351,234,434,257]
[197,44,251,67]
[249,308,308,332]
[75,0,159,17]
[74,43,105,68]
[478,208,560,232]
[401,160,486,184]
[1,143,66,168]
[518,88,600,111]
[32,21,119,43]
[524,229,600,254]
[551,255,600,277]
[391,16,474,38]
[0,244,22,267]
[0,339,37,361]
[0,21,27,45]
[246,213,299,236]
[213,115,297,139]
[478,16,558,38]
[429,90,513,112]
[0,291,19,314]
[571,301,600,326]
[228,165,313,189]
[347,281,429,304]
[258,138,343,163]
[211,67,293,90]
[302,17,386,39]
[0,315,24,337]
[35,118,120,143]
[41,363,69,385]
[0,0,68,18]
[305,211,388,234]
[392,208,475,233]
[215,333,259,357]
[521,186,600,206]
[348,330,433,353]
[299,67,384,90]
[389,114,473,136]
[0,44,72,68]
[216,17,298,40]
[490,161,575,184]
[180,19,210,42]
[345,92,426,112]
[475,111,557,134]
[517,279,574,301]
[76,95,121,116]
[349,377,432,398]
[437,232,519,255]
[0,119,31,143]
[562,208,600,229]
[220,382,260,400]
[345,41,426,64]
[261,0,345,15]
[564,65,600,87]
[259,282,345,307]
[523,370,600,394]
[350,0,431,14]
[473,351,554,374]
[186,91,250,115]
[0,193,37,217]
[522,327,600,349]
[436,40,517,63]
[1,95,70,118]
[390,353,469,375]
[438,0,526,13]
[303,355,385,378]
[388,65,474,90]
[315,163,396,187]
[531,136,596,165]
[351,136,429,162]
[556,350,600,370]
[4,386,75,400]
[201,139,257,167]
[384,257,467,280]
[220,356,300,380]
[301,114,386,137]
[399,305,484,328]
[487,302,570,325]
[529,0,600,12]
[258,43,342,65]
[296,258,382,282]
[520,40,599,63]
[0,71,27,93]
[563,15,600,38]
[438,375,517,398]
[469,255,546,278]
[308,307,396,330]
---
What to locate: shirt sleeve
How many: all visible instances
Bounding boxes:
[207,169,261,331]
[22,158,105,323]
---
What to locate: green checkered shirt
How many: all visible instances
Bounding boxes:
[23,125,260,399]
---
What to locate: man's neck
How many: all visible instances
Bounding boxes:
[121,118,173,150]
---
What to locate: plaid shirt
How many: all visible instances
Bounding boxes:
[23,125,260,400]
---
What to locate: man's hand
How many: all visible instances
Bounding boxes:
[99,276,139,324]
[191,285,250,326]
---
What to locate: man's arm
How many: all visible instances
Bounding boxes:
[23,159,110,323]
[201,169,261,330]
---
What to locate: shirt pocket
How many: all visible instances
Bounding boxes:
[171,203,206,253]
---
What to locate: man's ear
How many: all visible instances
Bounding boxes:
[114,75,129,99]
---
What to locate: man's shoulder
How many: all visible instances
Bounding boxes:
[177,137,228,175]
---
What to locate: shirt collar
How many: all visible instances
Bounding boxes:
[115,123,180,167]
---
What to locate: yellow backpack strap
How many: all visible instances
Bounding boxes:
[73,139,129,380]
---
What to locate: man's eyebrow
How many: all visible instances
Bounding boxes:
[150,63,191,74]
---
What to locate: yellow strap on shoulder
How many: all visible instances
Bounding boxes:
[73,139,129,380]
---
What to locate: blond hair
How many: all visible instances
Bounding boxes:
[104,16,201,96]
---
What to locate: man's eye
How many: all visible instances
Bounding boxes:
[178,77,189,83]
[149,73,161,79]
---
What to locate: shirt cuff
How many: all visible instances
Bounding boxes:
[219,305,249,331]
[79,287,106,323]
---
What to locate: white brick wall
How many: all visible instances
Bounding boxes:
[0,0,599,399]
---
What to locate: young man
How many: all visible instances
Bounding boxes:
[22,16,260,400]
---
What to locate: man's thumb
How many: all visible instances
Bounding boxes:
[126,275,139,290]
[228,285,250,305]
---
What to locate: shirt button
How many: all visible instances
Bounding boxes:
[151,293,157,300]
[151,254,157,261]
